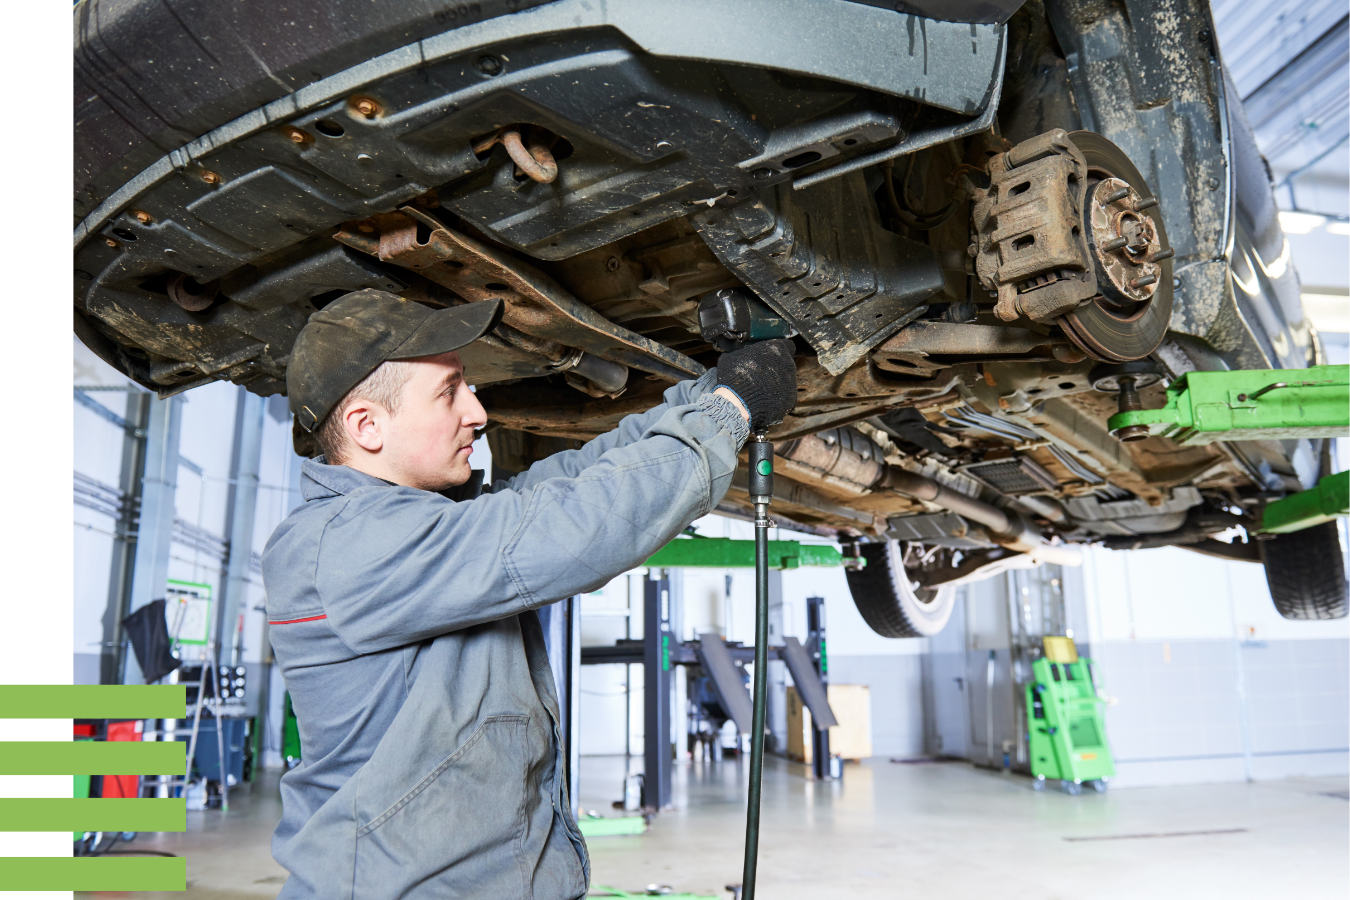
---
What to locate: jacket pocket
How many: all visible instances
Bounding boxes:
[354,715,530,898]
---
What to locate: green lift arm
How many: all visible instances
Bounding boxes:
[1107,365,1350,537]
[1260,470,1350,534]
[1107,364,1348,445]
[645,536,850,570]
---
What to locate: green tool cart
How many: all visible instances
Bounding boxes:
[1026,637,1114,795]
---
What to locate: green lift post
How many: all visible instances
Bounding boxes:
[1108,364,1349,535]
[1026,637,1114,795]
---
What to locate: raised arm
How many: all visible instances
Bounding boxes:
[308,391,748,654]
[491,368,718,493]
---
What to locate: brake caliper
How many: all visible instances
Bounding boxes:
[970,128,1097,323]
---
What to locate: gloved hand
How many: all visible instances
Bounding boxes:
[715,338,798,432]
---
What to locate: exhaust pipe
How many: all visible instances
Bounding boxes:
[776,429,1082,566]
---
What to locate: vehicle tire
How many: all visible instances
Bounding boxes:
[1261,521,1348,620]
[844,540,957,637]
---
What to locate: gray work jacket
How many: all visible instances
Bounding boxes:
[262,372,747,899]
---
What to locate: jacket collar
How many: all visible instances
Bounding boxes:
[300,456,484,502]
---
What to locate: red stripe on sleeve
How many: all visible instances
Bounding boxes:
[268,614,328,625]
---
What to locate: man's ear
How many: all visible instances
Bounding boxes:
[343,401,384,453]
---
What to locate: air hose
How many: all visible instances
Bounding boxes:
[740,434,773,899]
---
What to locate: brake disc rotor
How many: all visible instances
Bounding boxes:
[1058,131,1174,363]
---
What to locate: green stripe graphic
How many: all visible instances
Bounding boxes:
[0,685,186,719]
[0,798,186,831]
[0,741,185,774]
[0,857,187,891]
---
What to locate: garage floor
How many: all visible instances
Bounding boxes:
[79,758,1348,900]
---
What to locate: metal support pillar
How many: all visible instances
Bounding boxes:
[122,395,184,685]
[643,571,673,809]
[103,391,150,685]
[805,596,832,780]
[218,389,267,668]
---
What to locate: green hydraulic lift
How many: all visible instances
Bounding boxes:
[1108,364,1349,535]
[644,533,852,570]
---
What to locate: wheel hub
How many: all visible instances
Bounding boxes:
[1088,177,1164,307]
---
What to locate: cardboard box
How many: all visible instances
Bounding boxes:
[786,683,872,762]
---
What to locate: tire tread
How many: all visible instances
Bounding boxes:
[1262,521,1348,620]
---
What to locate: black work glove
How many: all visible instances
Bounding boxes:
[715,338,798,432]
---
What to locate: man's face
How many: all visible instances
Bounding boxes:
[378,351,487,490]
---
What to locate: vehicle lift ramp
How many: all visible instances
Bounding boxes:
[1109,365,1349,534]
[580,536,847,809]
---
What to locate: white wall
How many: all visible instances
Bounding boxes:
[1081,542,1349,788]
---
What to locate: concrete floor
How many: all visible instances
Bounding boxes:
[80,757,1348,900]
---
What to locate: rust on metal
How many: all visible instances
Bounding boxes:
[167,273,219,312]
[132,210,154,224]
[200,170,220,185]
[473,125,560,184]
[1088,177,1162,306]
[970,129,1097,324]
[333,209,704,382]
[350,96,383,118]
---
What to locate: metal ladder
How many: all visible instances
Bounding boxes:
[140,607,230,811]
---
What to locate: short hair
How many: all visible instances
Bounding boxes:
[313,359,418,464]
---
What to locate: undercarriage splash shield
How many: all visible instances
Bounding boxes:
[693,174,944,375]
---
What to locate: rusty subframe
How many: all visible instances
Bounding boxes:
[334,207,707,396]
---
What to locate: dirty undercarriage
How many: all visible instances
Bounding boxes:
[74,0,1329,626]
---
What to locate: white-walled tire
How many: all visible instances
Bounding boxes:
[844,540,958,637]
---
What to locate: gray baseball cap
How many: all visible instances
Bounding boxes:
[287,289,503,432]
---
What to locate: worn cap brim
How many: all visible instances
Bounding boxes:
[389,298,505,359]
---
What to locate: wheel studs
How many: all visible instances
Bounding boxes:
[1104,186,1130,203]
[1102,235,1129,252]
[1129,274,1157,289]
[1149,248,1175,262]
[1132,197,1158,211]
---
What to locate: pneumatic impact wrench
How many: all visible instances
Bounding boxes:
[697,288,798,900]
[740,433,773,900]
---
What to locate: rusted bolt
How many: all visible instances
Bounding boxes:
[1113,375,1150,442]
[1101,235,1129,252]
[1149,248,1175,263]
[201,170,221,185]
[1103,186,1130,203]
[284,126,310,144]
[132,210,153,224]
[351,96,382,118]
[168,273,220,312]
[104,238,118,248]
[1129,274,1158,289]
[605,256,621,272]
[1132,197,1159,211]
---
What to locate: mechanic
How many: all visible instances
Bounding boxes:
[260,288,797,899]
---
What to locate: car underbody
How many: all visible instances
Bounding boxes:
[74,0,1335,625]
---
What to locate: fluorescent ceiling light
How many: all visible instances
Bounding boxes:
[1279,211,1328,234]
[1326,221,1350,236]
[1302,292,1350,334]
